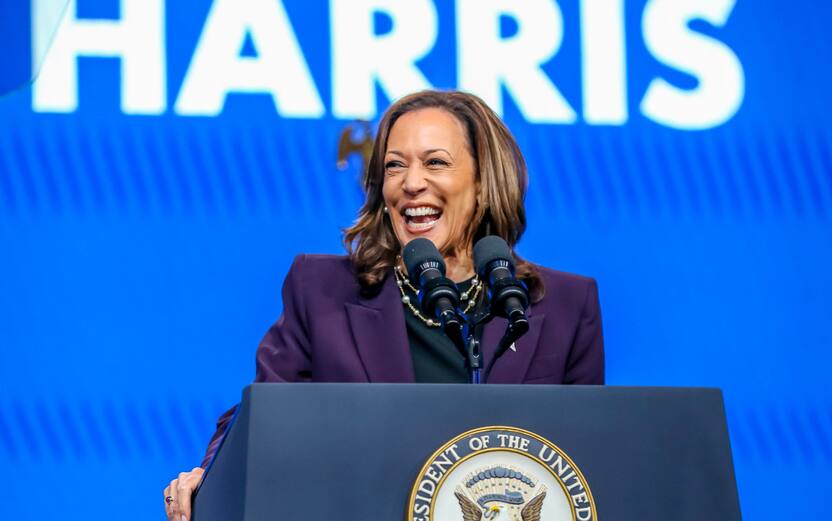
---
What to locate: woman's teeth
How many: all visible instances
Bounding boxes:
[408,219,437,230]
[403,207,441,229]
[404,207,440,217]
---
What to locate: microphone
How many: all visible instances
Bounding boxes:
[474,236,530,382]
[474,236,530,326]
[402,238,464,343]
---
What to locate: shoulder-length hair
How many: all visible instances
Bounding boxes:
[343,90,543,301]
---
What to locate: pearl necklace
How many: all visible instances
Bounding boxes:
[393,266,482,327]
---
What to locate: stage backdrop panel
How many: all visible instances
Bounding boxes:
[0,1,830,519]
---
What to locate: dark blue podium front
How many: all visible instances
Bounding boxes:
[193,383,741,520]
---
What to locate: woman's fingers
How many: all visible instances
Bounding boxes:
[164,467,205,521]
[177,468,205,521]
[163,482,172,520]
[175,472,189,521]
[165,478,180,521]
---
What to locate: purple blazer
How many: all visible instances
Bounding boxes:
[201,254,604,466]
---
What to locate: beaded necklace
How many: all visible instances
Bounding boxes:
[393,265,482,327]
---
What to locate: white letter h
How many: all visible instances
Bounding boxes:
[32,0,166,114]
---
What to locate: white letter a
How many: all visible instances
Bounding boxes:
[175,0,324,117]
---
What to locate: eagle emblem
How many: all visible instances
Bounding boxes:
[454,466,547,521]
[407,427,596,521]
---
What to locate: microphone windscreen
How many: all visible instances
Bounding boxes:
[474,235,514,276]
[402,238,445,285]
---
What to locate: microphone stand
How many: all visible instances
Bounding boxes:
[455,310,493,384]
[456,305,530,384]
[464,323,482,384]
[447,285,529,384]
[446,320,479,384]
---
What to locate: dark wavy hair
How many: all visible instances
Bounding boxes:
[343,90,543,301]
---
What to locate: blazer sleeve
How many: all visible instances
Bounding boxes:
[563,278,605,384]
[200,255,313,467]
[254,254,313,383]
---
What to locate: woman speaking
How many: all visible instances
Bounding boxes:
[163,90,604,521]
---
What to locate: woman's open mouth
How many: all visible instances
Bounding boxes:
[403,206,442,233]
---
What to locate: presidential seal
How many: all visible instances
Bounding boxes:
[407,426,597,521]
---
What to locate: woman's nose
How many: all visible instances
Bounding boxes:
[401,165,428,194]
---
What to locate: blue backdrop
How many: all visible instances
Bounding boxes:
[1,0,830,519]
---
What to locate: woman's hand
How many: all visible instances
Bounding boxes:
[164,467,204,521]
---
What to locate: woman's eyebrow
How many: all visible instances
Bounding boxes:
[424,148,452,157]
[386,148,453,158]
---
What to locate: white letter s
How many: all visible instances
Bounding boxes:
[640,0,744,129]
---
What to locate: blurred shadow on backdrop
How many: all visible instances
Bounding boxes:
[0,0,68,97]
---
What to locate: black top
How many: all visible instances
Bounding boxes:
[404,278,478,384]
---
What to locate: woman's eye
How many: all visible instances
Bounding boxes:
[426,158,449,167]
[385,161,404,170]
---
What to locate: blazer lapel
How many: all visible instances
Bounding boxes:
[482,309,545,384]
[345,274,415,383]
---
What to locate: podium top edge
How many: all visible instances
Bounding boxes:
[241,382,725,395]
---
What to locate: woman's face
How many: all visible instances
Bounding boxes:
[382,108,478,254]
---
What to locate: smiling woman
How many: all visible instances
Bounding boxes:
[382,107,479,282]
[345,90,543,297]
[162,90,605,521]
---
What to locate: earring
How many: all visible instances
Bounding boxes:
[383,206,389,214]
